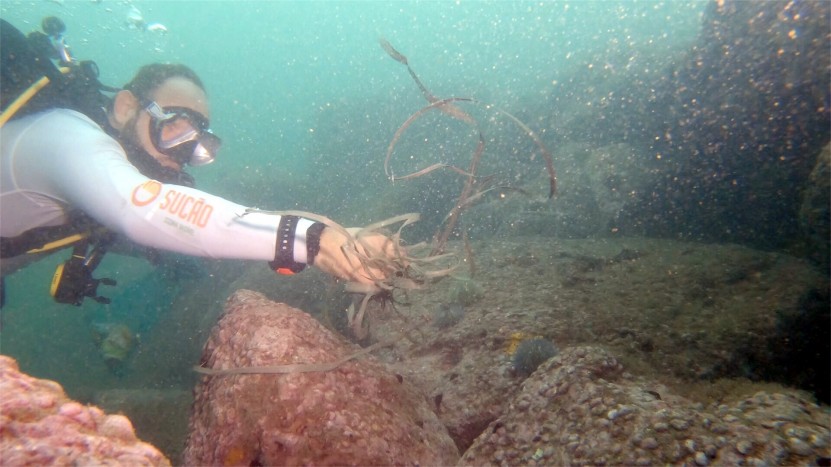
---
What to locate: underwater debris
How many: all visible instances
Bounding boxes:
[379,37,475,125]
[380,38,558,255]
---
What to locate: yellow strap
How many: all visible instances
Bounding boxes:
[1,66,92,254]
[26,232,89,254]
[50,262,65,297]
[0,67,71,128]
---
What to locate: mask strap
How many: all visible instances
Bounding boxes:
[144,100,173,120]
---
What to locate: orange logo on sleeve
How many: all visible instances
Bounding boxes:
[158,190,214,227]
[131,180,163,207]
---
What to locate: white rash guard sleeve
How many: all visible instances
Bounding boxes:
[1,109,284,261]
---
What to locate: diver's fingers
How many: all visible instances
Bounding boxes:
[342,229,401,283]
[315,227,386,285]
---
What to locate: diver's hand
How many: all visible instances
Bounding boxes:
[313,226,394,285]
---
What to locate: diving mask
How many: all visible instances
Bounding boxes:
[144,101,220,167]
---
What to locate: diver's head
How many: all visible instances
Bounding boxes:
[109,64,220,171]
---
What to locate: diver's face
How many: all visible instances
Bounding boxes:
[131,77,211,171]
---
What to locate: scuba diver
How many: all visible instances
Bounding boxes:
[0,18,394,307]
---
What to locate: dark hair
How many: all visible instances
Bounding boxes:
[123,63,205,101]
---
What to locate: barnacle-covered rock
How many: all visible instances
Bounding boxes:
[0,355,169,466]
[184,289,459,466]
[461,346,831,466]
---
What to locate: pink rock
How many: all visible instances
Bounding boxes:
[98,415,137,442]
[185,289,459,466]
[0,355,170,466]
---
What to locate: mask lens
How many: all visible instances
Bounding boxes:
[146,103,220,166]
[162,140,199,167]
[157,117,199,150]
[189,131,221,166]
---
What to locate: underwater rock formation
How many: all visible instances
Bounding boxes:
[0,355,169,466]
[95,389,193,464]
[461,346,831,466]
[184,289,459,466]
[367,236,828,454]
[556,0,830,251]
[630,0,831,249]
[799,143,830,272]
